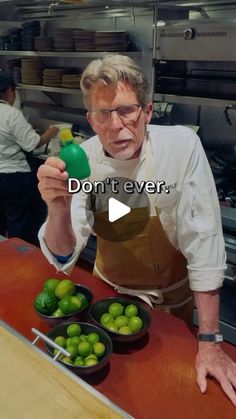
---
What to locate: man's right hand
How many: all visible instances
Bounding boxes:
[37,157,72,216]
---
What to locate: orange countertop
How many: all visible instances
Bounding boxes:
[0,237,235,419]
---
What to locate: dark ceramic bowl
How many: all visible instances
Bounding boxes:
[45,321,112,375]
[89,297,151,342]
[34,284,93,327]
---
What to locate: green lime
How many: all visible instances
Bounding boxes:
[87,332,100,346]
[54,336,66,347]
[124,304,138,318]
[100,313,114,327]
[114,315,129,329]
[74,356,84,366]
[106,323,118,332]
[119,326,132,335]
[76,293,88,308]
[66,337,73,347]
[66,344,78,359]
[108,303,124,318]
[128,316,143,332]
[62,356,73,365]
[79,334,88,342]
[78,341,92,357]
[55,279,76,299]
[34,291,58,315]
[67,323,81,338]
[93,342,105,357]
[85,358,98,367]
[51,308,65,317]
[85,354,98,362]
[43,278,60,294]
[71,336,81,346]
[58,295,81,315]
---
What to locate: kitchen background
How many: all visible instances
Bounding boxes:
[0,0,235,343]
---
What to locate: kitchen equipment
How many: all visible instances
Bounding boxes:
[154,21,236,101]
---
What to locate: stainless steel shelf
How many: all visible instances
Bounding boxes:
[23,100,86,115]
[0,51,142,59]
[153,93,236,108]
[17,84,82,95]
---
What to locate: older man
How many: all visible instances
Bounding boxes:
[37,55,236,405]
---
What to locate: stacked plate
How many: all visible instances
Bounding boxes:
[42,68,65,87]
[54,28,74,51]
[95,31,129,52]
[21,58,43,85]
[62,74,81,89]
[21,20,41,51]
[34,37,54,52]
[73,29,95,51]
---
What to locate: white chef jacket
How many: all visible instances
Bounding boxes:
[39,124,226,292]
[0,100,40,173]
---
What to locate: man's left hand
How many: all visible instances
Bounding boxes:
[196,343,236,406]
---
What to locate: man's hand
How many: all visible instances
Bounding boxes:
[37,156,76,256]
[196,342,236,406]
[37,156,71,215]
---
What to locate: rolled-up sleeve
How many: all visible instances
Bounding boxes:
[38,191,93,274]
[176,134,226,291]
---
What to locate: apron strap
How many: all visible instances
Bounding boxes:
[94,262,189,309]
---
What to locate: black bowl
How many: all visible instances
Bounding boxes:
[34,284,93,327]
[89,297,151,342]
[45,321,112,375]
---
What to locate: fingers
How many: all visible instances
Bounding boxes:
[37,157,67,182]
[196,364,208,393]
[196,351,236,406]
[37,157,70,205]
[47,126,59,138]
[219,375,236,407]
[228,365,236,389]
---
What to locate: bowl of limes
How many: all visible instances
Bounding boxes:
[89,297,151,342]
[34,278,93,326]
[45,321,112,375]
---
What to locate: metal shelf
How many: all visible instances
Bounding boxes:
[23,100,86,115]
[17,84,82,95]
[0,50,142,59]
[153,93,236,108]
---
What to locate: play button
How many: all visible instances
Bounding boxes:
[86,177,150,242]
[108,198,131,222]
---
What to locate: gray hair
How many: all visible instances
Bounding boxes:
[80,55,151,109]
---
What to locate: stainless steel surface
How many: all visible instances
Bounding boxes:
[156,19,236,61]
[18,83,82,95]
[0,50,142,58]
[154,93,236,107]
[31,327,71,359]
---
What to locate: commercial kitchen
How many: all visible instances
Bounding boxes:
[0,1,236,418]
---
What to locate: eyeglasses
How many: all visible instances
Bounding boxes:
[89,104,142,125]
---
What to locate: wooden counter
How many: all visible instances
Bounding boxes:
[0,320,131,419]
[0,237,235,419]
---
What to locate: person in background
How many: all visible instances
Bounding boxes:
[0,71,58,243]
[37,55,236,405]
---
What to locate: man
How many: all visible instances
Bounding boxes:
[37,55,236,405]
[0,71,58,243]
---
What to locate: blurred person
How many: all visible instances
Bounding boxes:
[0,71,58,243]
[37,56,236,405]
